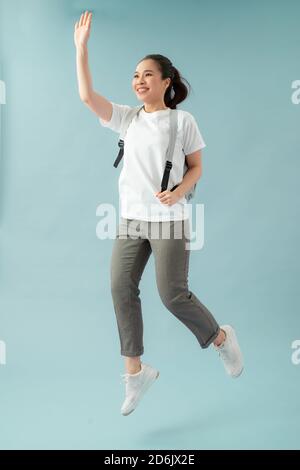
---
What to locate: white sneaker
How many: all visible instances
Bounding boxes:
[120,362,159,416]
[214,325,244,378]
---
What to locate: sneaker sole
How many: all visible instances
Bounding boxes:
[122,370,159,416]
[231,365,244,378]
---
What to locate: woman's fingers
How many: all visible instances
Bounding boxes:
[83,10,90,26]
[76,11,92,29]
[79,12,84,27]
[74,11,92,38]
[87,12,92,28]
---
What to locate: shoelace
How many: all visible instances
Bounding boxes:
[215,332,228,360]
[217,345,233,367]
[120,373,129,385]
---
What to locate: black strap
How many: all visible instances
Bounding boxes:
[113,139,124,168]
[161,160,173,192]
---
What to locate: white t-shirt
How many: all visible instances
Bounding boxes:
[99,102,206,221]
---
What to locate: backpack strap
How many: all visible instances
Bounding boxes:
[160,109,178,191]
[113,105,143,168]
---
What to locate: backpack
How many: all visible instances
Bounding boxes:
[113,105,196,202]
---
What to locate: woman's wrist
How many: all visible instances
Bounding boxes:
[173,185,185,199]
[76,44,88,55]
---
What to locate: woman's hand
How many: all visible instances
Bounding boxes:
[155,190,182,206]
[74,10,92,49]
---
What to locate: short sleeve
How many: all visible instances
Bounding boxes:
[182,112,206,155]
[98,102,133,133]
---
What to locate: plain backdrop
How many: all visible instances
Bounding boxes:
[0,0,299,450]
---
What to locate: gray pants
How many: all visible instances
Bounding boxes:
[110,217,220,357]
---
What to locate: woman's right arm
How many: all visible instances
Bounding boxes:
[74,11,112,122]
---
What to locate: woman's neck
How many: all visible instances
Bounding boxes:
[143,104,169,113]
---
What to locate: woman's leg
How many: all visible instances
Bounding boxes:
[110,218,152,373]
[149,218,221,349]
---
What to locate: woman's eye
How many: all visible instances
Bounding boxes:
[134,73,152,78]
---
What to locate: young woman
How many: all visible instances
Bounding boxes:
[74,11,243,416]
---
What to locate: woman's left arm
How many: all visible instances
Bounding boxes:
[172,150,202,199]
[156,150,202,205]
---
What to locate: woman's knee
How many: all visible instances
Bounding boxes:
[158,287,189,310]
[110,273,140,303]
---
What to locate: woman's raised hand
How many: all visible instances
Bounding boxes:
[74,11,92,49]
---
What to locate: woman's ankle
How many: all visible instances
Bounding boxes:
[125,356,142,374]
[127,364,142,375]
[213,328,226,347]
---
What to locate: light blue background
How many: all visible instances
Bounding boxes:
[0,0,299,450]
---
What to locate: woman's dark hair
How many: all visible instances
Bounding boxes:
[137,54,191,109]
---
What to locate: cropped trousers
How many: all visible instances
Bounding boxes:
[110,217,220,357]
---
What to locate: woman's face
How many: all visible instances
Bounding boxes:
[132,59,171,104]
